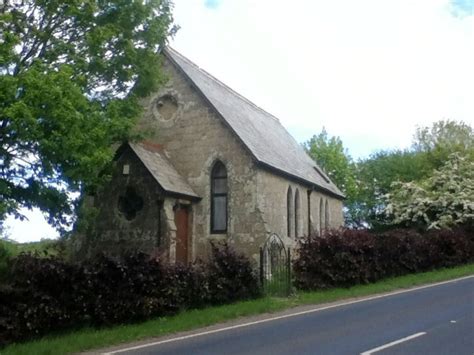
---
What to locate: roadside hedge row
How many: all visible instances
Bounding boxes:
[293,226,474,290]
[0,243,260,347]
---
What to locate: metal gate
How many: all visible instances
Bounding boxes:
[259,233,291,296]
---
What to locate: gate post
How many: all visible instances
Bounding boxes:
[259,246,264,288]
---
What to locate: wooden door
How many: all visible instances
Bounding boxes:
[174,206,189,264]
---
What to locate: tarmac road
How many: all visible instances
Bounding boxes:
[102,276,474,355]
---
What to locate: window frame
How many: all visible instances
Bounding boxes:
[287,186,294,238]
[295,188,301,239]
[319,197,324,234]
[325,199,330,229]
[210,161,228,234]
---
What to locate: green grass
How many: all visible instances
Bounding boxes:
[2,263,473,355]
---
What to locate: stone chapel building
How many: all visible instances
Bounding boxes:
[89,47,344,264]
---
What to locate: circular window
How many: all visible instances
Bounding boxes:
[155,94,178,121]
[118,186,144,221]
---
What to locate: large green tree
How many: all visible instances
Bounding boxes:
[304,128,357,196]
[304,128,360,226]
[355,149,430,228]
[0,0,177,230]
[412,119,473,169]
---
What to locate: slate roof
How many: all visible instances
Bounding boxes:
[163,48,344,198]
[129,142,199,199]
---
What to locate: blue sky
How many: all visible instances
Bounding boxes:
[4,0,474,242]
[204,0,220,9]
[450,0,474,17]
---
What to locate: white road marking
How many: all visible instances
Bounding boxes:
[451,320,457,323]
[102,275,473,354]
[360,332,427,355]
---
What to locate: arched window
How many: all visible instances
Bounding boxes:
[211,161,228,233]
[319,198,324,234]
[287,187,294,238]
[295,189,301,238]
[325,199,330,230]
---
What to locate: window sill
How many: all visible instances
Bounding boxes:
[208,233,228,239]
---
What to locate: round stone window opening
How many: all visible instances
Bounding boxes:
[118,186,144,221]
[155,94,178,121]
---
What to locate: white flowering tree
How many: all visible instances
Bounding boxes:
[385,153,474,230]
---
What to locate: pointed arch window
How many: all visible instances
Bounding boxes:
[325,199,330,229]
[287,187,294,238]
[211,161,228,233]
[319,198,324,234]
[295,189,301,238]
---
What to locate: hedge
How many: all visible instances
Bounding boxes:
[293,226,474,290]
[0,242,260,347]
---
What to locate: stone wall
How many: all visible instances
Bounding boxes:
[256,169,344,251]
[138,58,266,263]
[309,190,344,234]
[86,146,167,257]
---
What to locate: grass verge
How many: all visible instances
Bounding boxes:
[2,263,473,355]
